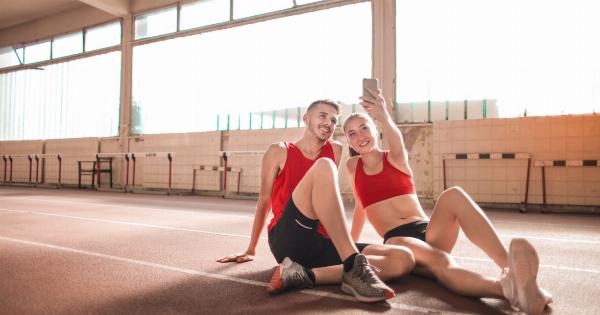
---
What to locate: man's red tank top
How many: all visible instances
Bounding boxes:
[268,141,334,236]
[354,151,415,208]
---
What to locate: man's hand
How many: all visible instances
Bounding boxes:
[216,251,255,263]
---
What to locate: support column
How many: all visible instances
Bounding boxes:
[119,15,133,188]
[371,0,396,149]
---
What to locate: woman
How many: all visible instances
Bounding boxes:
[342,87,552,314]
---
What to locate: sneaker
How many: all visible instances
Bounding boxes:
[499,267,518,308]
[341,254,395,303]
[507,238,548,315]
[267,257,314,294]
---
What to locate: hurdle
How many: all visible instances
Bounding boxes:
[33,154,62,188]
[127,152,174,194]
[191,165,242,195]
[1,154,37,184]
[218,150,264,196]
[534,159,600,212]
[2,155,8,182]
[443,152,532,212]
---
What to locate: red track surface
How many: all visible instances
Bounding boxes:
[1,186,599,314]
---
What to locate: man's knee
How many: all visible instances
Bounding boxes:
[311,158,337,175]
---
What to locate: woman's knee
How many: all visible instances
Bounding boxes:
[390,246,416,275]
[439,186,464,201]
[428,251,455,278]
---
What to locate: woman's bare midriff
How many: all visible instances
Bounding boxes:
[364,194,428,237]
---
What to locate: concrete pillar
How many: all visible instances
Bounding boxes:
[118,15,133,186]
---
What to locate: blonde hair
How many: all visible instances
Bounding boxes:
[342,112,375,132]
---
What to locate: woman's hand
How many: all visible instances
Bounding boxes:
[359,88,391,123]
[216,250,255,263]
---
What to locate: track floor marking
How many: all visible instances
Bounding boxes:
[1,208,599,275]
[0,235,454,314]
[2,206,599,245]
[5,195,600,230]
[0,208,265,240]
[1,196,255,219]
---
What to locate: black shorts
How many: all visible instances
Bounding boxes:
[383,220,429,243]
[268,198,369,269]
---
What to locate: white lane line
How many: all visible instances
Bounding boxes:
[492,219,600,229]
[3,206,600,245]
[0,236,448,314]
[453,256,600,274]
[7,195,600,230]
[1,196,255,219]
[0,208,266,240]
[362,224,600,243]
[2,208,599,275]
[499,234,600,245]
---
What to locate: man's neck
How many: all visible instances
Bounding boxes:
[295,136,327,157]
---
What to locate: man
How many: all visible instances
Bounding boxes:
[217,100,414,302]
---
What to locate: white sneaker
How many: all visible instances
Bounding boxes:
[506,238,548,315]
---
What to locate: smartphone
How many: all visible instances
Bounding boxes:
[362,78,379,99]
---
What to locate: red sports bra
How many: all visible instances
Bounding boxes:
[354,151,415,208]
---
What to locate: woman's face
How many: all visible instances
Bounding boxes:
[344,116,378,155]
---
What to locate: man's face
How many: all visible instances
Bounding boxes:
[304,103,339,141]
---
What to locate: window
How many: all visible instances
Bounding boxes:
[135,6,178,40]
[24,40,51,64]
[180,0,230,30]
[85,21,121,51]
[0,52,121,140]
[396,0,600,119]
[295,0,323,5]
[233,0,293,19]
[0,46,21,68]
[53,31,83,58]
[132,2,371,134]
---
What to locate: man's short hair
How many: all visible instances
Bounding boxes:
[307,99,341,115]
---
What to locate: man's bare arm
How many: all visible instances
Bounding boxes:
[217,143,285,263]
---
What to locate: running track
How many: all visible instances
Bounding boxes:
[1,186,599,314]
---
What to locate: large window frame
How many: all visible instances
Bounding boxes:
[0,20,122,73]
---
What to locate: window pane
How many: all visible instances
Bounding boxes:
[133,2,370,134]
[0,52,121,140]
[396,0,600,118]
[24,41,51,64]
[0,46,21,68]
[234,0,293,19]
[15,47,24,63]
[53,31,83,58]
[180,0,230,30]
[295,0,323,5]
[135,6,178,40]
[86,21,121,51]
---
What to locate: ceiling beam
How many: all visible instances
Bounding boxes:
[79,0,130,17]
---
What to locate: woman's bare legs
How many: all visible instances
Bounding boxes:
[426,186,508,268]
[386,237,504,298]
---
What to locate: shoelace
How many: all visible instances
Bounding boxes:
[355,263,383,284]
